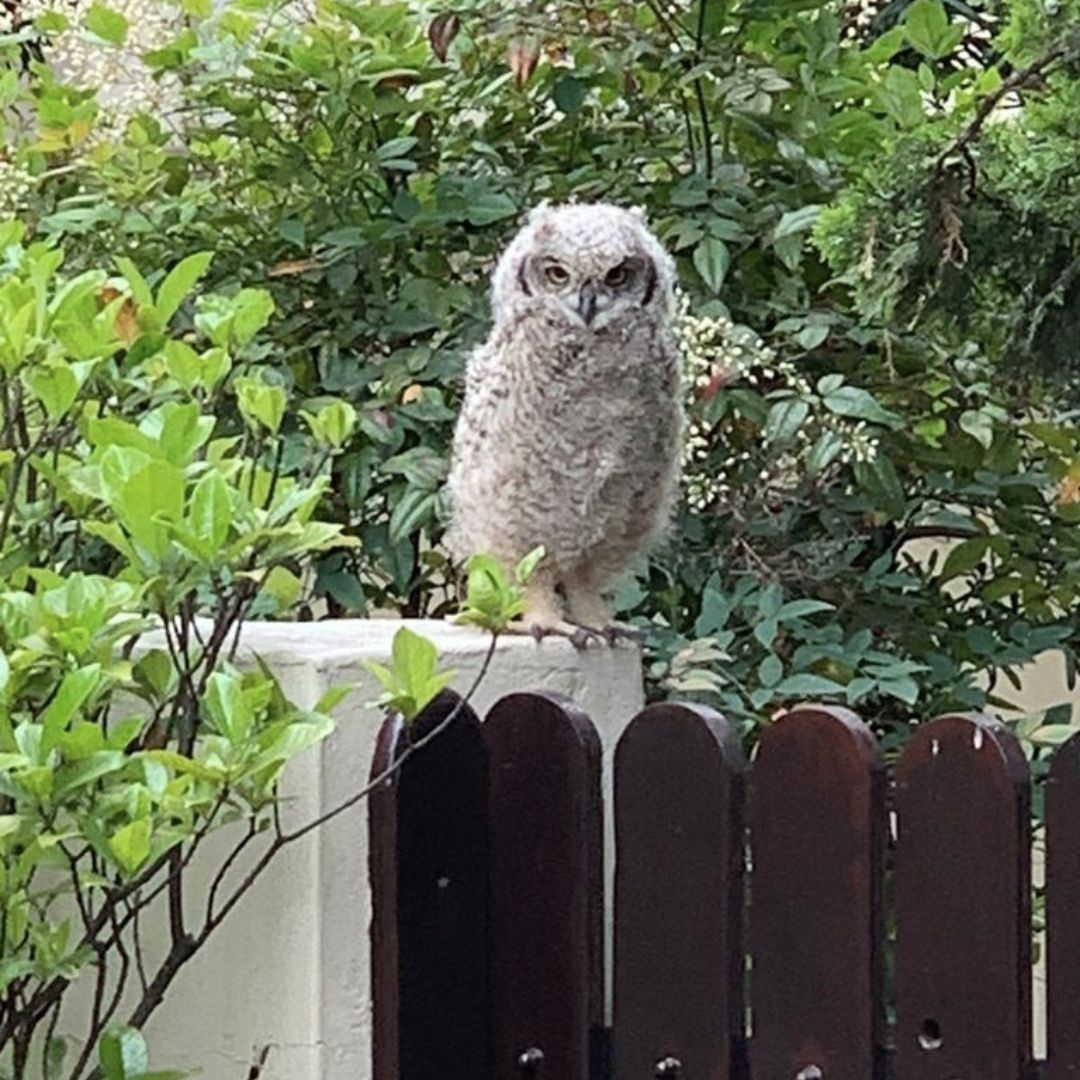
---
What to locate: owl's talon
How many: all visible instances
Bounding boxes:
[603,623,646,646]
[505,618,600,648]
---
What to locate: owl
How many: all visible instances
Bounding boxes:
[445,201,682,644]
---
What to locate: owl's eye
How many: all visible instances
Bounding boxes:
[605,264,630,287]
[544,263,570,286]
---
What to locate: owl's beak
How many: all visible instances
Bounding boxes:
[576,280,598,325]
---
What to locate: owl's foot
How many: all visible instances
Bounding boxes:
[505,618,602,650]
[601,622,646,646]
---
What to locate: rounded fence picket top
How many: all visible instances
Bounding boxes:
[485,691,602,1080]
[894,713,1031,1080]
[1048,729,1080,1080]
[368,690,490,1080]
[749,705,885,1080]
[612,702,745,1080]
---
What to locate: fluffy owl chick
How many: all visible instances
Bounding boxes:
[446,202,682,642]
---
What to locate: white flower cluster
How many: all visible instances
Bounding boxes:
[840,0,888,41]
[0,159,35,215]
[675,290,776,395]
[675,292,779,511]
[676,293,882,514]
[20,0,181,143]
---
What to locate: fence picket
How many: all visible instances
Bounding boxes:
[749,705,885,1080]
[613,703,746,1080]
[484,691,603,1080]
[369,690,490,1080]
[894,713,1031,1080]
[1042,729,1080,1080]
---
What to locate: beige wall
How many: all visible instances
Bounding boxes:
[107,621,647,1080]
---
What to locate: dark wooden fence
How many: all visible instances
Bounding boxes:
[369,690,1067,1080]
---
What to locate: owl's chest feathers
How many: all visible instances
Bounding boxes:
[491,326,670,427]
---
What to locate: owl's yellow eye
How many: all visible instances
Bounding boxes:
[605,264,630,287]
[544,263,570,286]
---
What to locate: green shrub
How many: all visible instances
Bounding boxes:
[5,1,1080,741]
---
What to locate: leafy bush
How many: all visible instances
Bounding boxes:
[0,227,381,1077]
[4,0,1077,758]
[0,0,1078,1069]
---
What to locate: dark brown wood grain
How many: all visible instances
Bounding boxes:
[613,702,746,1080]
[1044,730,1080,1080]
[369,690,490,1080]
[749,705,886,1080]
[894,713,1031,1080]
[485,691,603,1080]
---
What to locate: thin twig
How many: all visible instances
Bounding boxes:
[934,41,1078,181]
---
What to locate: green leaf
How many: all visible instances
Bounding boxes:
[515,545,547,585]
[189,470,231,552]
[764,399,809,445]
[455,553,525,632]
[553,75,587,114]
[108,820,152,876]
[155,252,213,325]
[388,489,438,543]
[822,386,902,428]
[365,628,454,721]
[940,536,989,581]
[235,377,287,434]
[84,4,129,45]
[204,672,252,743]
[774,204,821,240]
[315,684,354,714]
[41,665,102,755]
[108,457,185,560]
[777,599,835,620]
[773,674,845,697]
[806,430,844,476]
[876,65,925,128]
[853,457,906,518]
[306,401,357,450]
[98,1026,148,1080]
[392,627,438,699]
[879,676,920,705]
[693,237,730,293]
[959,409,994,449]
[904,0,964,58]
[24,361,80,421]
[758,654,783,688]
[377,136,419,163]
[753,618,778,649]
[55,752,125,796]
[465,193,517,227]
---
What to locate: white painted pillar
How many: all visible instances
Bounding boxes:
[138,620,644,1080]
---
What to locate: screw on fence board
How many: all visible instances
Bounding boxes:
[795,1066,823,1080]
[654,1056,682,1077]
[917,1018,944,1051]
[614,704,746,1080]
[518,1047,545,1073]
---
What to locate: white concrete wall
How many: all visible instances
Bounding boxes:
[73,617,1072,1075]
[138,620,645,1080]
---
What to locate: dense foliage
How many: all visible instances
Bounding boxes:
[1,0,1080,1067]
[3,0,1080,737]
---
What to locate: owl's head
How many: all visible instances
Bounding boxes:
[490,202,676,332]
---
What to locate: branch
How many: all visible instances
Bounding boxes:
[895,524,983,545]
[934,41,1078,180]
[280,631,499,847]
[118,633,501,1037]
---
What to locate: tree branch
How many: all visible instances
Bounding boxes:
[935,41,1078,181]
